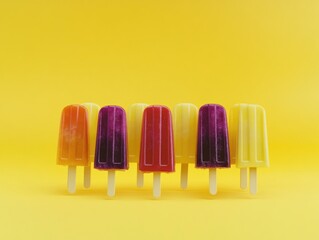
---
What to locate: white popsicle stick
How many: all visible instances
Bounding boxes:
[67,166,76,194]
[153,172,161,198]
[180,163,188,189]
[250,167,257,195]
[108,170,116,197]
[83,166,91,188]
[137,168,144,188]
[240,168,248,189]
[209,168,217,195]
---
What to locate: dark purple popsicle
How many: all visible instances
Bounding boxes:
[94,106,128,170]
[196,104,230,168]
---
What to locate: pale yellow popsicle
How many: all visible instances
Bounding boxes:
[128,103,148,187]
[82,103,100,188]
[229,104,269,194]
[174,103,198,189]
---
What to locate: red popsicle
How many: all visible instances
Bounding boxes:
[139,105,175,198]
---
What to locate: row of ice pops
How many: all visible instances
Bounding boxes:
[57,103,269,197]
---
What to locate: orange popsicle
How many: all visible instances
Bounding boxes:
[57,105,89,193]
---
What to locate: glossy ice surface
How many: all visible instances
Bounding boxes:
[139,106,175,172]
[229,104,269,168]
[196,104,230,168]
[94,106,128,170]
[128,103,148,163]
[82,103,100,162]
[174,103,198,164]
[57,105,89,166]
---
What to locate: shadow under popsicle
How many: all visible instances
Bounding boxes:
[47,179,270,199]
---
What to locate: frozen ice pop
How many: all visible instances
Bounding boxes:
[128,103,148,187]
[229,104,269,194]
[82,103,100,188]
[57,105,89,193]
[94,106,128,197]
[139,106,175,198]
[174,103,198,189]
[196,104,230,195]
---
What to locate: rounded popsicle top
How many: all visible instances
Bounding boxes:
[147,105,171,110]
[199,104,226,112]
[57,104,89,166]
[174,103,197,109]
[196,104,230,168]
[94,106,128,170]
[100,105,126,113]
[232,104,266,115]
[139,105,175,172]
[82,102,100,109]
[129,103,149,108]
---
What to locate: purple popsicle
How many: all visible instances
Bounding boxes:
[196,104,230,195]
[94,106,128,197]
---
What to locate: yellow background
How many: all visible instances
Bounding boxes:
[1,0,319,239]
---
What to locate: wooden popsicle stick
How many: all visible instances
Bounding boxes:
[180,163,188,189]
[250,167,257,195]
[83,166,91,188]
[107,170,116,197]
[136,167,144,188]
[67,166,76,194]
[240,168,248,189]
[153,172,161,198]
[209,168,217,195]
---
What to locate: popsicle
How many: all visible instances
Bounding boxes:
[139,106,175,198]
[94,106,128,197]
[128,103,148,187]
[229,104,269,194]
[57,105,89,193]
[174,103,198,189]
[196,104,230,195]
[82,103,100,188]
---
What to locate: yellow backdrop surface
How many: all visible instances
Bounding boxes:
[1,1,319,239]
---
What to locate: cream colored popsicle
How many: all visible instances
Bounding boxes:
[81,103,100,188]
[173,103,198,189]
[230,104,269,194]
[128,103,148,187]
